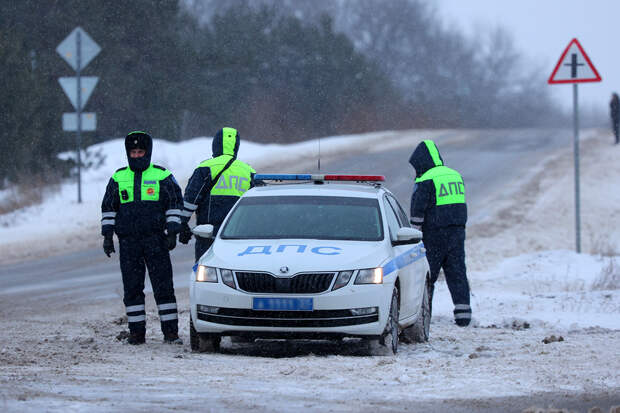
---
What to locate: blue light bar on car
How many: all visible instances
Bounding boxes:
[254,174,385,182]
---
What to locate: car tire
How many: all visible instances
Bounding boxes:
[401,275,431,343]
[190,318,221,353]
[378,286,399,355]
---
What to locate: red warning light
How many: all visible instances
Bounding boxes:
[323,175,385,181]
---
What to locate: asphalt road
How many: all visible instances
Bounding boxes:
[280,128,575,221]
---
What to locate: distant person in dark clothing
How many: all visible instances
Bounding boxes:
[409,140,471,327]
[610,93,619,144]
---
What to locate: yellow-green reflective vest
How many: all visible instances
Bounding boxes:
[415,166,466,206]
[113,165,171,204]
[198,155,255,196]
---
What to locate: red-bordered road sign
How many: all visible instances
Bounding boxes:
[548,38,601,84]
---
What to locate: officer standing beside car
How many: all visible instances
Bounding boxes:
[101,131,184,345]
[179,127,256,262]
[408,139,471,327]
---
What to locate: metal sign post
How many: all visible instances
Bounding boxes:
[572,83,580,253]
[548,38,601,253]
[77,30,82,203]
[56,27,101,203]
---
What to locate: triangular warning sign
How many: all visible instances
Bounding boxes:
[548,38,602,84]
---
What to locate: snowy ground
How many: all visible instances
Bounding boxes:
[0,129,619,412]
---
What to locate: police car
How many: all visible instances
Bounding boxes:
[189,174,431,354]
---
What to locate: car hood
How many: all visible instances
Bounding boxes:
[199,238,390,274]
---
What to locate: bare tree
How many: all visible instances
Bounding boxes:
[181,0,563,128]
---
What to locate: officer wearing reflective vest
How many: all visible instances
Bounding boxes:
[179,127,256,262]
[101,131,184,345]
[409,139,471,327]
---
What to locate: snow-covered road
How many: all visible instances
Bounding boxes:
[0,129,618,412]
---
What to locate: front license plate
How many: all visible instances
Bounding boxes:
[252,297,313,311]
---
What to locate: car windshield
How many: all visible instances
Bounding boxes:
[220,195,383,241]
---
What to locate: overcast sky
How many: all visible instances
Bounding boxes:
[436,0,617,113]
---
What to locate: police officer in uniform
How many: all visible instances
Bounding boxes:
[409,139,471,327]
[101,131,184,344]
[179,127,256,262]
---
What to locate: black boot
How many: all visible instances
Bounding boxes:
[453,303,471,327]
[128,331,145,345]
[163,332,183,345]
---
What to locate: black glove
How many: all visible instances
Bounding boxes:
[167,232,177,251]
[179,225,192,244]
[103,235,115,257]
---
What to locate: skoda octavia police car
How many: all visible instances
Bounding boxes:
[189,174,431,354]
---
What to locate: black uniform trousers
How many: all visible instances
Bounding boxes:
[119,233,179,335]
[423,226,471,324]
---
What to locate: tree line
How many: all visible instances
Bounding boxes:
[0,0,563,188]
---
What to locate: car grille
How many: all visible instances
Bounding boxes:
[235,272,335,294]
[197,308,379,328]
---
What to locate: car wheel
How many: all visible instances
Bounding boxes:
[378,286,399,355]
[402,276,431,343]
[190,318,221,353]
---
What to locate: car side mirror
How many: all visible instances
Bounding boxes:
[394,227,423,244]
[192,224,214,239]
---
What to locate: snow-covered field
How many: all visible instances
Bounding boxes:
[0,129,619,412]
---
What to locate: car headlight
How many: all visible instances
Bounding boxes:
[195,266,237,289]
[355,267,383,284]
[196,265,217,282]
[220,269,236,289]
[332,270,353,290]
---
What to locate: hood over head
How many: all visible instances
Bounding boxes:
[408,139,443,177]
[125,131,152,172]
[212,127,240,158]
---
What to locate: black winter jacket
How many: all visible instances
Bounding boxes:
[101,132,183,238]
[182,128,256,228]
[409,140,467,232]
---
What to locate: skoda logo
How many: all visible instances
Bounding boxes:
[279,266,289,274]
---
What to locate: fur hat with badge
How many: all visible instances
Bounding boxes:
[124,131,153,171]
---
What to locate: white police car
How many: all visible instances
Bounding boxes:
[189,174,431,354]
